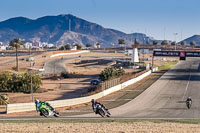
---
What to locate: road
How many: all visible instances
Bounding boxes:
[77,57,200,118]
[2,57,199,119]
[42,56,122,75]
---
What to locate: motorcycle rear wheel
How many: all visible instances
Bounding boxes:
[186,102,192,109]
[41,109,49,117]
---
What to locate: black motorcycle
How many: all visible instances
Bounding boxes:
[96,104,111,117]
[186,100,192,109]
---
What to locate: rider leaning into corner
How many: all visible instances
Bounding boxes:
[35,99,54,115]
[186,97,192,103]
[91,99,108,114]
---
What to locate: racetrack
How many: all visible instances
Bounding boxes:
[2,57,200,119]
[76,57,200,118]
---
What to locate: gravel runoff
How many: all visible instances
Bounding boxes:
[0,122,200,133]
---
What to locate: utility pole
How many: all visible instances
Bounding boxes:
[174,33,178,51]
[29,43,33,102]
[69,18,71,32]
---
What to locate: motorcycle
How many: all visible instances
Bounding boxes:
[186,100,192,109]
[96,104,111,117]
[36,103,59,117]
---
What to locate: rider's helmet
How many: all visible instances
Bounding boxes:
[35,99,39,104]
[91,99,95,104]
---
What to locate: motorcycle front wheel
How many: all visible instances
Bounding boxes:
[54,111,60,117]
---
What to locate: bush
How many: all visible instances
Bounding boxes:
[99,67,125,81]
[0,71,42,93]
[61,72,70,78]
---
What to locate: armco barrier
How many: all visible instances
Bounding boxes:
[50,50,90,58]
[6,67,158,114]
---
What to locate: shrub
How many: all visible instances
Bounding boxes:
[0,71,42,93]
[61,72,70,78]
[99,67,125,81]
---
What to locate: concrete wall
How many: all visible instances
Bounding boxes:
[7,68,158,114]
[50,50,90,58]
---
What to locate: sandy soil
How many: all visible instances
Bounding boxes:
[0,51,178,105]
[0,51,127,104]
[0,122,199,133]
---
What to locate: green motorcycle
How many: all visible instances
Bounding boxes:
[36,102,59,117]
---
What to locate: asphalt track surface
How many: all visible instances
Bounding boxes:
[43,56,122,75]
[2,57,200,120]
[74,57,200,118]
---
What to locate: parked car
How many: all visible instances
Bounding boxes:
[90,79,103,85]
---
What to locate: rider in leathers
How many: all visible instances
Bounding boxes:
[186,97,192,104]
[91,99,107,114]
[35,99,54,114]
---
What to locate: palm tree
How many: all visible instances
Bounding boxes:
[9,38,24,71]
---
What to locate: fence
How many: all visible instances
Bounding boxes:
[99,78,120,91]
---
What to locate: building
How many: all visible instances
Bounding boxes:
[0,46,6,51]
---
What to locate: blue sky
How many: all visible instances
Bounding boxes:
[0,0,199,41]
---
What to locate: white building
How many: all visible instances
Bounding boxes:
[41,42,55,48]
[24,42,33,49]
[0,46,6,51]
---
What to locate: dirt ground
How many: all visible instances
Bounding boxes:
[0,51,178,105]
[0,122,199,133]
[0,51,133,104]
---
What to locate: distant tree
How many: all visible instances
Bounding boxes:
[86,43,92,48]
[0,71,42,93]
[146,40,150,45]
[118,39,125,46]
[99,67,125,81]
[190,41,196,48]
[134,38,140,47]
[171,41,176,46]
[161,40,168,45]
[153,40,158,45]
[64,44,71,50]
[181,41,186,46]
[9,38,24,71]
[59,44,71,50]
[74,43,82,50]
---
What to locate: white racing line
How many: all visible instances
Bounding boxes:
[182,67,192,100]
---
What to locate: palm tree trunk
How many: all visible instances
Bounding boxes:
[16,47,18,71]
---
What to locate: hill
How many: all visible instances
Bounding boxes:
[0,14,155,47]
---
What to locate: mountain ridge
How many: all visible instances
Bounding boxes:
[0,14,154,47]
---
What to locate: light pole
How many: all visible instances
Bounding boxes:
[30,62,33,102]
[29,43,34,102]
[174,33,178,51]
